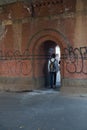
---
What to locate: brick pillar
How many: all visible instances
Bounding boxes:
[74,0,87,46]
[61,0,87,93]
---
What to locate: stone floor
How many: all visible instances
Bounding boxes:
[0,89,87,130]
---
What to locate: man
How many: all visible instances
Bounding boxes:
[48,53,59,88]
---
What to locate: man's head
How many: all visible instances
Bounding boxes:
[51,53,56,58]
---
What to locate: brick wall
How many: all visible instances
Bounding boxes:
[0,0,87,92]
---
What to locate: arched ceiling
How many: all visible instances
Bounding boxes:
[0,0,16,5]
[0,0,76,6]
[0,0,76,17]
[0,0,28,5]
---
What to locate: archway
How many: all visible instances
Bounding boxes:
[27,29,70,90]
[42,41,61,88]
[32,39,62,89]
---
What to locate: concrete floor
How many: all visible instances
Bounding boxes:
[0,89,87,130]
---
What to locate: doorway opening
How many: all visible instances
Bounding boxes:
[55,46,61,87]
[40,40,61,88]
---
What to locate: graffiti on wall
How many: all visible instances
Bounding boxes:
[63,46,87,74]
[0,46,87,76]
[0,49,47,76]
[0,49,32,76]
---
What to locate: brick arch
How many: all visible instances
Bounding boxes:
[32,35,64,81]
[33,35,62,55]
[27,29,69,88]
[28,28,71,54]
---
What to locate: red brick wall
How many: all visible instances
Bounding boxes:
[0,0,86,91]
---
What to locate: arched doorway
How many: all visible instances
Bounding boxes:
[43,41,61,88]
[27,29,69,90]
[33,40,61,89]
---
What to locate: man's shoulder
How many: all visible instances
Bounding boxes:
[50,58,55,61]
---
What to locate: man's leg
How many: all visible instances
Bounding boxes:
[50,72,53,88]
[54,72,56,87]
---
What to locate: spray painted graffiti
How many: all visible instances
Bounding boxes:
[1,46,87,76]
[0,49,47,76]
[0,49,33,76]
[63,46,87,74]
